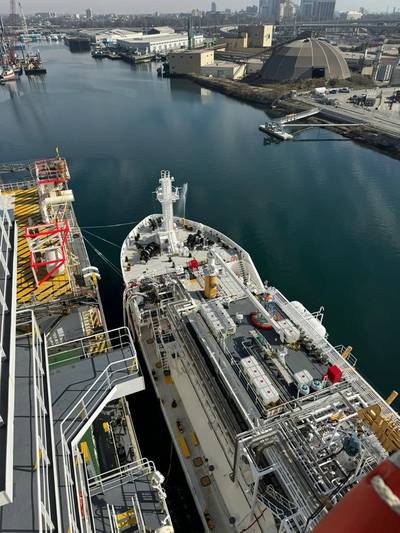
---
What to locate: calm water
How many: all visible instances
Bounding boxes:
[2,44,400,523]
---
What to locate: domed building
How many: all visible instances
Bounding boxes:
[261,38,351,82]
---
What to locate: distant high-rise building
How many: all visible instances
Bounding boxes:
[280,0,297,20]
[259,0,280,21]
[300,0,335,20]
[86,8,93,19]
[211,1,217,13]
[314,0,335,20]
[246,5,259,15]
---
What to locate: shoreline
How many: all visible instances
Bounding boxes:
[184,74,400,161]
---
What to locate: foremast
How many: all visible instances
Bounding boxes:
[155,170,180,253]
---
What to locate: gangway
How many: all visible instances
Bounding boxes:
[277,107,320,124]
[282,122,363,128]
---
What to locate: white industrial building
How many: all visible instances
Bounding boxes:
[117,32,204,54]
[79,28,143,44]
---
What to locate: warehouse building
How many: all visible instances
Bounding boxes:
[168,48,247,80]
[168,49,215,75]
[117,32,204,54]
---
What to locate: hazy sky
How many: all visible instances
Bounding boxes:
[19,0,392,14]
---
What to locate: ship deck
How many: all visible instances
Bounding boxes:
[121,174,400,532]
[0,161,173,533]
[122,215,263,294]
[137,324,277,532]
[5,187,72,304]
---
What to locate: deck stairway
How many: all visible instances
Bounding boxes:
[238,260,248,285]
[150,310,170,375]
[257,485,298,521]
[47,327,142,532]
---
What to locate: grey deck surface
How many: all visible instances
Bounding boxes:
[185,295,329,417]
[0,336,136,532]
[226,297,328,377]
[0,338,40,532]
[50,345,136,530]
[91,477,167,532]
[0,220,16,497]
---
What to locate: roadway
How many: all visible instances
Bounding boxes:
[297,87,400,137]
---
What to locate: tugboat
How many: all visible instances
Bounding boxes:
[24,52,47,75]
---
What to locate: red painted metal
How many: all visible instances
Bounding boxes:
[34,157,70,185]
[25,219,70,286]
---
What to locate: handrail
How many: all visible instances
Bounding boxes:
[0,178,36,191]
[59,347,138,533]
[88,457,155,487]
[47,326,135,367]
[16,310,57,532]
[0,199,13,359]
[88,458,156,496]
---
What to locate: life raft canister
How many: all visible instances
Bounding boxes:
[314,451,400,532]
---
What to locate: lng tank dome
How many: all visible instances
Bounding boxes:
[261,37,351,82]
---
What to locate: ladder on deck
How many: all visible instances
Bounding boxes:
[150,310,170,375]
[238,259,248,285]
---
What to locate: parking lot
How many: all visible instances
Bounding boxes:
[298,87,400,136]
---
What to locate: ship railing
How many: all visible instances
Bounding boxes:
[263,484,298,514]
[270,288,358,370]
[257,493,288,521]
[106,505,118,533]
[0,178,36,191]
[17,310,59,532]
[279,512,308,532]
[107,495,147,533]
[0,197,14,360]
[58,332,138,533]
[264,443,317,524]
[132,493,147,533]
[47,326,136,368]
[87,457,156,496]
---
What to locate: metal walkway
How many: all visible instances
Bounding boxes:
[277,107,320,124]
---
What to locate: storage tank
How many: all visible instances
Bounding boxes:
[45,249,65,275]
[289,301,327,338]
[204,274,218,299]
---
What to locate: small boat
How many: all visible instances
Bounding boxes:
[259,121,293,140]
[0,67,17,82]
[91,47,106,58]
[24,52,47,75]
[24,62,47,75]
[105,50,121,60]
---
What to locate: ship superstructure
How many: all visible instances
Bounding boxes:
[0,157,173,533]
[121,170,400,532]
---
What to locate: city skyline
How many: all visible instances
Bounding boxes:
[18,0,398,15]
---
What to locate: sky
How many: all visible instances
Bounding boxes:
[18,0,393,15]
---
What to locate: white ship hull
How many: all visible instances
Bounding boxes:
[121,171,400,533]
